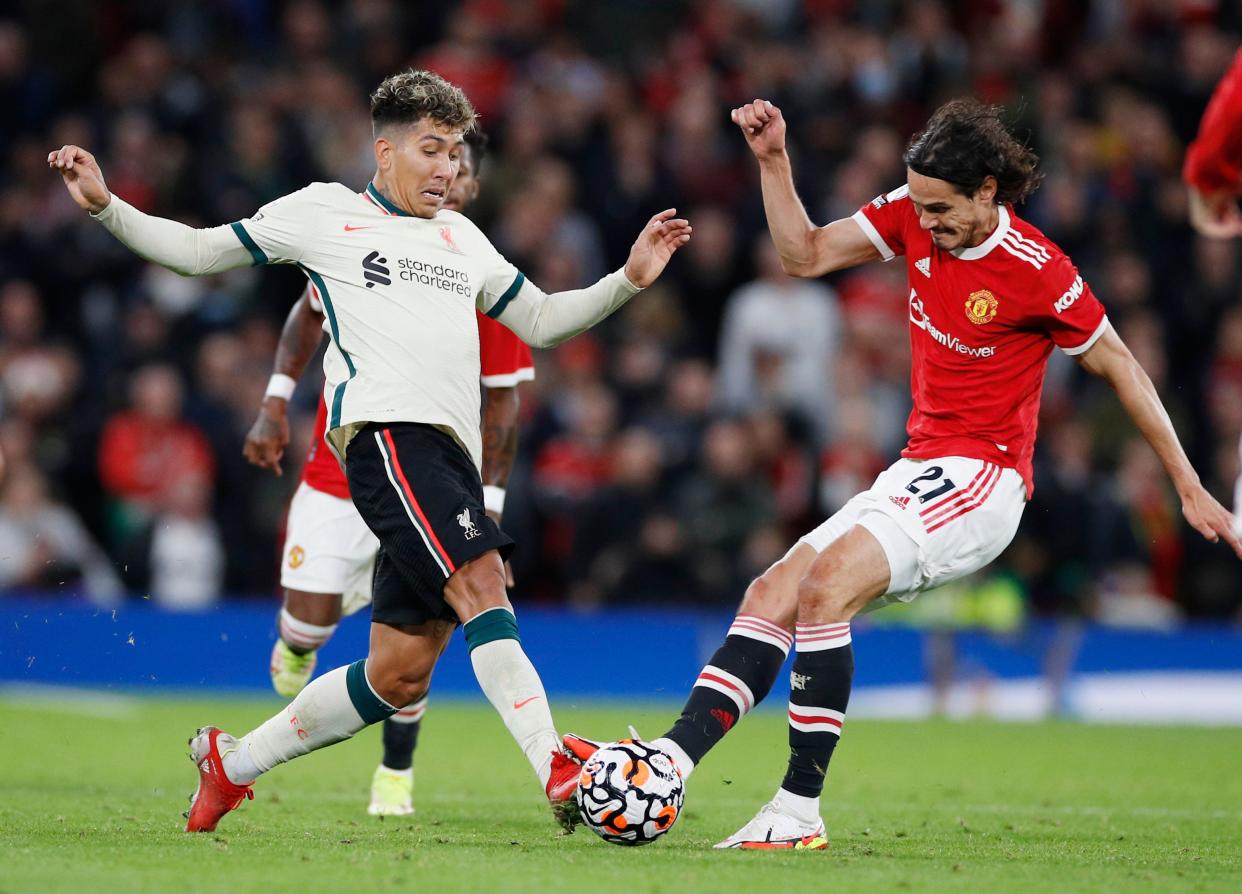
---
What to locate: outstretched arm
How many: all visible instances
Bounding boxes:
[1077,324,1242,558]
[731,99,881,277]
[488,209,691,348]
[243,287,326,476]
[49,144,255,275]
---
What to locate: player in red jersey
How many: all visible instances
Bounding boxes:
[567,98,1241,850]
[1183,46,1242,536]
[242,131,533,816]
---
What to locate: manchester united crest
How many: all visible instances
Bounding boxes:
[288,546,305,569]
[965,289,998,325]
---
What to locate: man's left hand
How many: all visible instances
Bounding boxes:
[624,209,692,288]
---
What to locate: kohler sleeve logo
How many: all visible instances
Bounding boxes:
[362,250,391,288]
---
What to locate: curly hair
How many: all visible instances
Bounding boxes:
[370,69,476,134]
[903,99,1042,205]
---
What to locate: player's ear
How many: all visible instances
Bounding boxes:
[374,134,393,171]
[976,175,998,205]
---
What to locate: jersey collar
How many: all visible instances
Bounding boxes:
[364,181,413,217]
[950,204,1010,260]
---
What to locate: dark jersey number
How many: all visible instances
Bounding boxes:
[905,466,955,503]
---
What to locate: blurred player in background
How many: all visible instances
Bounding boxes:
[243,130,534,817]
[51,69,691,833]
[1183,45,1242,537]
[570,97,1241,850]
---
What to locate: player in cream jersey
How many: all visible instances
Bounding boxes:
[50,69,692,834]
[243,130,535,818]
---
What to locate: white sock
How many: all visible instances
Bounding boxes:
[279,608,337,652]
[651,736,696,781]
[774,786,821,824]
[469,638,560,787]
[223,662,391,783]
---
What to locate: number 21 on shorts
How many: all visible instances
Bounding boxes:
[905,466,955,503]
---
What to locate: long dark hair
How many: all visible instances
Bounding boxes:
[903,99,1042,205]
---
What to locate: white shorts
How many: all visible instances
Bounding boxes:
[798,456,1026,610]
[280,482,379,616]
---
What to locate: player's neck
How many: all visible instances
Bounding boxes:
[370,173,415,217]
[965,204,1002,248]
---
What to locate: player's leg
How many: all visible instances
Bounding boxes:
[270,589,342,698]
[441,550,580,822]
[345,422,579,827]
[187,619,448,832]
[271,482,375,698]
[720,458,1027,849]
[715,523,895,850]
[634,544,812,780]
[566,498,871,777]
[369,696,426,816]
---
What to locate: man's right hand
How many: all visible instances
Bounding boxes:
[243,399,291,476]
[731,99,787,161]
[47,145,112,214]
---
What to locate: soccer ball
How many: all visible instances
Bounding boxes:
[576,739,684,846]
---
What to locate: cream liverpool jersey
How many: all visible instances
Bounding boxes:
[232,181,529,469]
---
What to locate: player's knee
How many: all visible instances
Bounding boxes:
[796,554,853,622]
[368,661,433,709]
[385,682,429,711]
[444,553,509,620]
[739,567,798,630]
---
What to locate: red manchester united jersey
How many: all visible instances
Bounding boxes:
[854,186,1109,496]
[301,309,535,499]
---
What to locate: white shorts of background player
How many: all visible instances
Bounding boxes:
[799,455,1026,608]
[280,482,378,617]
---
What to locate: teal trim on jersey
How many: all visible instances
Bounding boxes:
[485,272,526,320]
[299,265,356,428]
[345,659,396,724]
[366,182,413,217]
[230,222,268,265]
[463,607,520,653]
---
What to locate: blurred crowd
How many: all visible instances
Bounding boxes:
[1,0,1241,621]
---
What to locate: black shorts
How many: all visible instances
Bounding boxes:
[346,422,514,626]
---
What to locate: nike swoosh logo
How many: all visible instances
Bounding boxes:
[513,696,542,710]
[343,224,374,232]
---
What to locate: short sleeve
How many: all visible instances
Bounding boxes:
[1029,255,1108,355]
[851,185,912,262]
[230,184,331,266]
[477,311,535,386]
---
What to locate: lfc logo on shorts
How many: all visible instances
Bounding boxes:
[965,289,998,325]
[457,508,482,540]
[288,546,305,569]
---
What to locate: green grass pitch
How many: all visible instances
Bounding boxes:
[2,694,1240,893]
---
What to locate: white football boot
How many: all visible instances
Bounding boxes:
[368,765,414,816]
[269,639,316,699]
[714,799,828,850]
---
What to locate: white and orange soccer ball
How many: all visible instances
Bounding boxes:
[576,740,684,846]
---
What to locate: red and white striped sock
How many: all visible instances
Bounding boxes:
[781,621,853,800]
[659,614,792,780]
[279,608,337,654]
